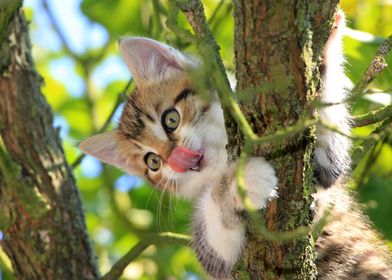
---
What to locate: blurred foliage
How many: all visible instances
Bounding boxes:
[1,0,392,279]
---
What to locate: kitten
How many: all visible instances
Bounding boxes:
[79,37,278,277]
[79,11,391,280]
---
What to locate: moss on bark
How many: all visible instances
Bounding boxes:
[231,0,339,279]
[0,6,99,280]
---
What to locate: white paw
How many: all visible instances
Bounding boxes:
[194,186,245,278]
[244,157,278,209]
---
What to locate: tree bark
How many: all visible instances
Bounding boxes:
[232,1,338,279]
[0,7,99,280]
[0,1,344,279]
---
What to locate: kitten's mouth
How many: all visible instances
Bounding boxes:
[168,146,204,173]
[190,166,201,172]
[189,156,205,172]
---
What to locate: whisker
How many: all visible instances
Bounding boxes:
[156,181,167,232]
[146,176,165,209]
[168,178,175,229]
[146,176,166,231]
[173,180,186,217]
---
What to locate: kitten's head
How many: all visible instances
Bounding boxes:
[80,37,227,198]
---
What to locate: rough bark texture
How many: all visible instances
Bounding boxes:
[232,1,339,279]
[0,7,99,280]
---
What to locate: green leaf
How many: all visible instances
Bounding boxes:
[81,0,144,35]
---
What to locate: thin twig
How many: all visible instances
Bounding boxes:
[257,208,331,242]
[207,0,225,24]
[352,117,392,170]
[100,232,190,280]
[319,120,378,141]
[356,137,386,191]
[253,119,317,144]
[352,105,392,127]
[211,2,233,34]
[168,0,232,94]
[351,34,392,98]
[236,141,252,207]
[151,0,164,35]
[42,0,111,64]
[101,168,147,235]
[42,0,78,59]
[71,80,132,169]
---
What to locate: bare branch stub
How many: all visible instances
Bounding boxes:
[351,34,392,97]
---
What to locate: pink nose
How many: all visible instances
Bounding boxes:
[167,146,203,173]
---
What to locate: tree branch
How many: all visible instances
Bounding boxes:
[71,79,133,168]
[207,0,225,24]
[0,7,99,279]
[100,168,148,235]
[319,120,377,141]
[100,232,190,280]
[167,0,244,157]
[351,34,392,98]
[41,0,78,59]
[352,105,392,127]
[0,0,22,44]
[42,0,111,64]
[172,0,231,90]
[352,117,392,170]
[356,137,387,190]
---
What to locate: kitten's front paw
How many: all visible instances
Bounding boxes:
[244,157,278,209]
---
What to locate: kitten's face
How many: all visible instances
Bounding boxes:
[116,74,227,197]
[80,38,227,198]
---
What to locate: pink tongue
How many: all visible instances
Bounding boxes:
[168,146,203,173]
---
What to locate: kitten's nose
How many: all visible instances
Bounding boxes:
[168,146,203,173]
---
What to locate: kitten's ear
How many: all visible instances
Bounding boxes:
[119,37,193,85]
[79,131,128,171]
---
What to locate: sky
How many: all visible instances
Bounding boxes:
[25,0,129,93]
[24,0,138,191]
[25,0,107,53]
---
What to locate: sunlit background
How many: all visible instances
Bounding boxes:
[0,0,391,279]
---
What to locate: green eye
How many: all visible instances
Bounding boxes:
[145,152,161,171]
[162,108,180,132]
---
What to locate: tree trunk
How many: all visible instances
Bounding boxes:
[232,1,339,279]
[0,6,99,280]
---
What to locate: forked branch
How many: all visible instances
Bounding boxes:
[351,34,392,98]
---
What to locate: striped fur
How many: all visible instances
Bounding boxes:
[79,16,392,279]
[314,184,391,279]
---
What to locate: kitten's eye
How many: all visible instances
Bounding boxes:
[162,108,180,132]
[144,152,161,171]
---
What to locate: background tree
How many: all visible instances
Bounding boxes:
[0,1,98,279]
[0,0,391,279]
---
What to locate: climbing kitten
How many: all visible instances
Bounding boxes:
[79,36,278,277]
[79,11,391,279]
